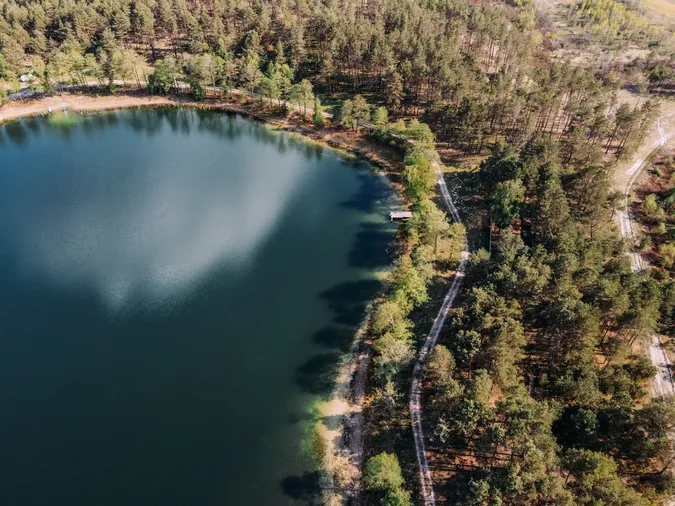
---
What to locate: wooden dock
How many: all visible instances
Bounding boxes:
[390,211,413,221]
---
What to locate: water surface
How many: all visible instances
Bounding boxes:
[0,108,395,505]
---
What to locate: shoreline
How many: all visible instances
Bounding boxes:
[0,88,404,506]
[0,89,399,172]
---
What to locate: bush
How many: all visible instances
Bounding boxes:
[190,81,205,101]
[639,235,652,252]
[660,242,675,267]
[643,194,660,219]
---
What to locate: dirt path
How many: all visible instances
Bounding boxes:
[618,114,674,271]
[409,164,469,506]
[616,117,675,506]
[650,335,675,397]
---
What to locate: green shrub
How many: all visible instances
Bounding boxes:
[639,235,652,251]
[643,194,660,219]
[190,81,205,101]
[660,243,675,267]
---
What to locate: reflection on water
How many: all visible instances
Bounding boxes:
[0,109,326,311]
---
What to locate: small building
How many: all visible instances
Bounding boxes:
[19,73,34,83]
[390,211,413,221]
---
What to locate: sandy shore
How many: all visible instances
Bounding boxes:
[0,92,183,125]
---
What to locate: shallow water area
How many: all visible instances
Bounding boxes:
[0,107,396,505]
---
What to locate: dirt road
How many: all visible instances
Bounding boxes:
[409,164,469,506]
[616,113,675,402]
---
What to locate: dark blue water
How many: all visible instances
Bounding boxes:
[0,108,396,505]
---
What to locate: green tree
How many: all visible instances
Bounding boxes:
[364,452,405,491]
[313,97,325,127]
[239,55,262,94]
[290,78,313,117]
[409,199,450,252]
[385,70,404,112]
[372,300,409,336]
[258,75,279,104]
[425,345,455,390]
[491,179,525,229]
[383,487,412,506]
[390,255,428,309]
[373,333,413,378]
[147,58,177,94]
[562,449,650,506]
[649,64,674,91]
[643,193,660,219]
[402,147,436,204]
[299,79,314,117]
[372,106,388,129]
[340,99,356,130]
[352,94,371,131]
[0,53,7,79]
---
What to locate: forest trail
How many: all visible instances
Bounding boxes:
[410,164,469,506]
[618,114,675,402]
[612,112,675,506]
[618,114,673,271]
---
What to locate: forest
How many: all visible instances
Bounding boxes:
[3,0,675,504]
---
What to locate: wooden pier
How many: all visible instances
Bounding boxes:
[390,211,413,221]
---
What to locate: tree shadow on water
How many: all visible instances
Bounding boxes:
[295,279,381,397]
[312,326,353,352]
[280,471,323,505]
[339,170,394,213]
[320,279,381,327]
[3,121,28,145]
[348,222,396,270]
[296,351,342,396]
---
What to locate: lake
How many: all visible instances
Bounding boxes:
[0,108,396,505]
